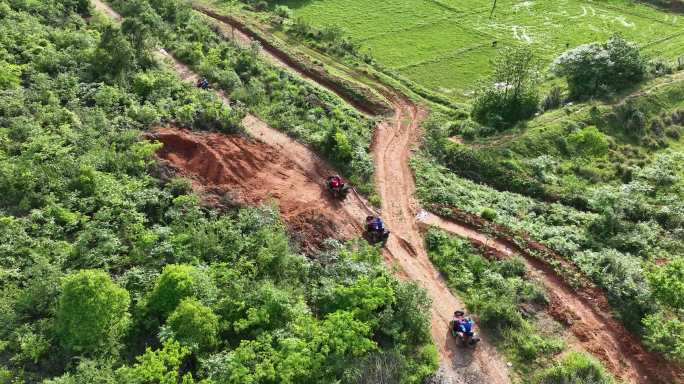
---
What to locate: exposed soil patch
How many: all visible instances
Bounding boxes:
[93,2,684,383]
[423,209,684,384]
[149,128,362,249]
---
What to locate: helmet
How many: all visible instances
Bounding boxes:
[454,310,465,317]
[366,216,374,222]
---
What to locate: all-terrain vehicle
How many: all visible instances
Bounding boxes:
[364,216,390,245]
[450,310,480,348]
[196,77,209,90]
[325,175,350,199]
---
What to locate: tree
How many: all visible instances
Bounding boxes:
[163,298,219,352]
[553,34,646,98]
[92,26,136,80]
[55,270,131,355]
[147,264,215,318]
[648,258,684,310]
[472,47,539,129]
[642,312,684,362]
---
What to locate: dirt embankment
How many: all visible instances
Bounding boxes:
[150,128,366,248]
[423,209,684,384]
[193,4,392,117]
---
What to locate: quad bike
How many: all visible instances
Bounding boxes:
[325,176,350,199]
[449,319,480,348]
[364,228,390,245]
[196,78,209,90]
[364,216,390,246]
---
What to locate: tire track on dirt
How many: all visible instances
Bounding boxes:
[422,212,684,384]
[95,2,683,383]
[190,8,684,384]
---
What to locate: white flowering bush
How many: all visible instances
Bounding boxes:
[552,34,646,98]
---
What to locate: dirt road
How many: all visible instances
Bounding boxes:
[427,214,684,384]
[191,8,684,383]
[92,1,683,383]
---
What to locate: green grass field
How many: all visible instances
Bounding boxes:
[278,0,684,99]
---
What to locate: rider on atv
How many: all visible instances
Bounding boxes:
[326,175,349,198]
[451,310,479,347]
[197,77,209,89]
[365,215,390,244]
[366,215,384,232]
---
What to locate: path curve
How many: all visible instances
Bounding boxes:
[423,212,684,384]
[191,8,684,384]
[189,5,513,382]
[92,2,683,383]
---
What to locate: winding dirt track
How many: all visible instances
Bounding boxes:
[92,1,683,383]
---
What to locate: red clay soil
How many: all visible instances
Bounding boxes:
[149,128,366,249]
[93,1,683,383]
[369,90,511,383]
[424,210,684,384]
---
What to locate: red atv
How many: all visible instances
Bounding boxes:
[325,175,350,199]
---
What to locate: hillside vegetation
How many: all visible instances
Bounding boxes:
[415,77,684,361]
[0,1,436,382]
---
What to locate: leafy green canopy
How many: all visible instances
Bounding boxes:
[0,1,435,382]
[553,34,646,99]
[163,297,219,352]
[56,270,131,355]
[472,47,540,130]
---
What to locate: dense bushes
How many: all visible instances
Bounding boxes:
[163,298,219,352]
[0,1,435,382]
[553,34,646,99]
[472,47,540,129]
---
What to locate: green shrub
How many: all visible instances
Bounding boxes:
[541,86,563,111]
[475,299,524,336]
[480,207,497,221]
[147,264,215,318]
[553,34,646,99]
[163,298,219,352]
[55,270,131,355]
[566,126,609,157]
[647,258,684,310]
[534,352,615,384]
[506,329,563,362]
[613,101,647,137]
[117,340,194,384]
[642,311,684,362]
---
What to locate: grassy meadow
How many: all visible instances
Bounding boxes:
[277,0,684,99]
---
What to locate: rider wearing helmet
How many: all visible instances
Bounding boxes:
[329,175,342,190]
[452,310,476,345]
[197,77,209,89]
[366,216,384,233]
